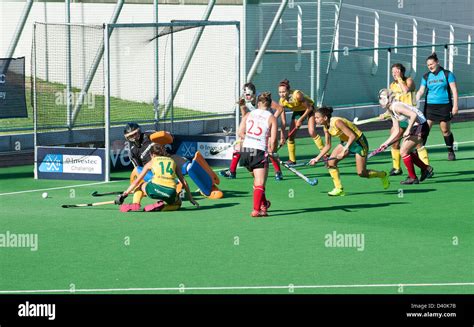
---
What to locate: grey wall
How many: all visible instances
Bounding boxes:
[244,0,474,107]
[343,0,473,26]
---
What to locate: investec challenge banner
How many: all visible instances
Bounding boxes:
[109,134,235,170]
[37,147,105,181]
[172,135,236,167]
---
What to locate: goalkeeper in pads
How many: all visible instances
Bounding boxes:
[124,122,224,201]
[116,144,198,212]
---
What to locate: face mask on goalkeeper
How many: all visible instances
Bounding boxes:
[125,129,141,144]
[243,86,255,102]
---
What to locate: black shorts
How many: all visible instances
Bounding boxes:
[424,103,452,122]
[410,122,430,145]
[239,148,268,172]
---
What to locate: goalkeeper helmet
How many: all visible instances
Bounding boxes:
[124,122,141,144]
[243,83,256,103]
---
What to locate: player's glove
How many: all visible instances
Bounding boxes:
[115,193,128,205]
[269,152,279,160]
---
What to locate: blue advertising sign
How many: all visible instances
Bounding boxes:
[36,147,106,181]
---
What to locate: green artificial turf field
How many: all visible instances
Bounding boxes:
[0,121,473,294]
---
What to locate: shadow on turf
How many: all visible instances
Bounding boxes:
[430,170,474,177]
[110,176,132,181]
[191,190,248,200]
[268,202,409,217]
[68,202,240,211]
[0,171,34,179]
[338,188,437,196]
[423,170,474,184]
[174,202,240,211]
[220,190,249,198]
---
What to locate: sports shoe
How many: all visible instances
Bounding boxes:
[275,172,283,181]
[328,188,345,196]
[400,177,419,185]
[381,172,390,189]
[448,151,456,161]
[119,203,141,212]
[284,160,296,167]
[260,200,271,214]
[251,210,268,218]
[389,168,403,176]
[144,201,165,212]
[419,165,434,182]
[219,169,236,179]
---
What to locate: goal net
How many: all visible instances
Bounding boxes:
[32,20,240,181]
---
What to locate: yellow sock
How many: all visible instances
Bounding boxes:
[313,134,324,151]
[368,170,385,179]
[328,167,343,189]
[287,140,296,162]
[417,146,430,165]
[132,190,144,204]
[391,148,401,170]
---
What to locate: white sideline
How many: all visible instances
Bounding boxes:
[425,140,474,148]
[0,282,473,294]
[0,180,121,196]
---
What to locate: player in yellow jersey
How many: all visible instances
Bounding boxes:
[379,63,430,176]
[309,106,389,196]
[278,79,324,166]
[116,144,198,212]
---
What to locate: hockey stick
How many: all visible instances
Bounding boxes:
[281,160,318,186]
[353,112,392,125]
[276,126,299,152]
[267,154,317,186]
[61,200,115,208]
[367,134,409,159]
[91,191,122,197]
[292,156,338,167]
[353,116,382,125]
[210,139,242,155]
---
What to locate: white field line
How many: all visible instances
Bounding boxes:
[425,140,474,148]
[0,180,122,196]
[0,282,473,294]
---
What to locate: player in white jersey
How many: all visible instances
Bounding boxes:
[239,92,278,217]
[378,89,434,184]
[220,82,286,180]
